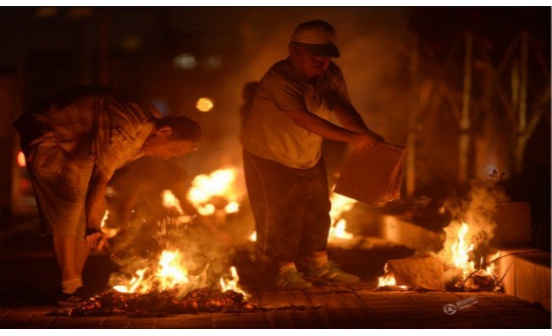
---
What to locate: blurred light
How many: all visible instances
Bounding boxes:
[173,53,197,70]
[106,186,117,198]
[17,151,26,167]
[35,7,58,18]
[224,202,239,214]
[120,35,144,52]
[196,97,214,112]
[205,55,222,70]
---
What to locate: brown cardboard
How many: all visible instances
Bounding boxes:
[387,253,446,291]
[335,142,405,206]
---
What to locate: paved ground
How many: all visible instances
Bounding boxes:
[0,214,550,329]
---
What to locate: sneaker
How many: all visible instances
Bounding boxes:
[306,262,360,283]
[275,269,313,290]
[56,286,94,307]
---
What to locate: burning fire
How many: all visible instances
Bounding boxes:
[440,220,500,290]
[377,263,408,290]
[377,263,396,287]
[162,190,183,214]
[220,266,249,298]
[328,190,356,241]
[187,168,241,216]
[112,247,247,297]
[100,210,118,238]
[109,166,249,298]
[112,249,190,294]
[450,222,475,280]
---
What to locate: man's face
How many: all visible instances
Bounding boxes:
[290,44,331,79]
[142,130,197,160]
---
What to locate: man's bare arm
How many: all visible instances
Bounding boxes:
[333,103,384,141]
[85,165,109,249]
[285,109,379,149]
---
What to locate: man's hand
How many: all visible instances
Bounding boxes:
[349,132,383,149]
[85,228,108,250]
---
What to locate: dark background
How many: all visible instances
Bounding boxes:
[0,6,550,248]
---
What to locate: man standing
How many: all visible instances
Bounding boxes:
[13,85,201,305]
[240,20,383,289]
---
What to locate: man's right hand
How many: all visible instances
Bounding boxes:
[349,132,382,149]
[85,228,108,250]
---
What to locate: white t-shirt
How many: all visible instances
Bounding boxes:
[240,58,351,169]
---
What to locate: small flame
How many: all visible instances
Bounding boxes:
[114,268,149,293]
[328,191,356,241]
[249,231,257,242]
[485,251,501,279]
[220,266,249,298]
[100,210,118,238]
[377,263,396,287]
[162,190,183,214]
[377,263,408,290]
[329,219,353,240]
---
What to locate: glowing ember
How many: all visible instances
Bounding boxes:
[196,97,214,112]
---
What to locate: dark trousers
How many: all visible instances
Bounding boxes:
[243,150,331,263]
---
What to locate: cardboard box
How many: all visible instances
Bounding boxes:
[335,142,405,206]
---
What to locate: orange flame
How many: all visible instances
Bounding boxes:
[100,210,118,238]
[187,168,240,216]
[377,263,397,287]
[451,222,475,279]
[162,190,183,214]
[113,249,190,294]
[220,266,249,298]
[328,191,356,241]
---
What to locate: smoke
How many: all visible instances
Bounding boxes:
[437,180,509,267]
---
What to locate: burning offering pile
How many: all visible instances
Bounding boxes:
[51,167,255,317]
[50,288,250,317]
[377,184,506,293]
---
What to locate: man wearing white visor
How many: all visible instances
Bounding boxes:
[241,20,383,289]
